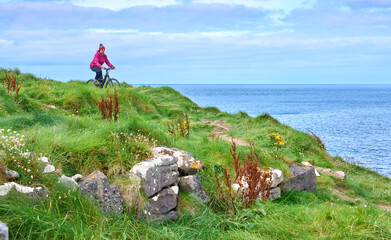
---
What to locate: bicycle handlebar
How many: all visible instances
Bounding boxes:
[103,67,115,70]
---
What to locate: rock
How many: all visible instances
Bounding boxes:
[268,187,281,200]
[43,165,56,174]
[0,182,48,198]
[333,171,346,180]
[38,157,50,164]
[80,171,123,214]
[302,162,320,177]
[129,156,178,197]
[59,175,78,188]
[142,186,179,222]
[23,152,35,161]
[0,221,8,240]
[270,169,284,188]
[146,186,178,215]
[315,167,346,180]
[71,174,83,182]
[5,170,19,181]
[281,164,317,192]
[179,175,209,203]
[151,146,204,175]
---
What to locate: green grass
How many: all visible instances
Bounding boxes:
[0,68,390,239]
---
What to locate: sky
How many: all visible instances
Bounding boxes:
[0,0,391,84]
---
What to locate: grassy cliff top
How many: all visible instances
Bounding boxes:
[0,68,390,239]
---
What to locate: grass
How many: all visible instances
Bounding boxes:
[0,68,390,239]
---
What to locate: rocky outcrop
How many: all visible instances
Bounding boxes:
[0,182,48,198]
[281,164,317,192]
[0,221,8,240]
[128,147,208,222]
[179,175,209,203]
[59,175,79,188]
[80,171,123,214]
[71,174,84,182]
[38,156,56,174]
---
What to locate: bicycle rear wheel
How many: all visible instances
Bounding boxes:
[105,78,120,88]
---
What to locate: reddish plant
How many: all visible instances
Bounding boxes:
[73,102,79,116]
[212,142,272,214]
[167,112,190,138]
[94,89,119,121]
[2,72,22,100]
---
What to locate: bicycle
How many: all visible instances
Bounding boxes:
[87,67,120,88]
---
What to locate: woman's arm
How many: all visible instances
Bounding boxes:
[104,55,114,68]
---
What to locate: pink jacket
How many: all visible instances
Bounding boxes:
[90,50,114,68]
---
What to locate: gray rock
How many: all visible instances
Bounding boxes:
[0,221,8,240]
[0,182,48,198]
[151,146,204,175]
[146,186,178,215]
[268,187,281,200]
[38,157,50,164]
[315,167,346,180]
[179,175,209,203]
[143,210,178,223]
[71,174,84,182]
[281,164,317,192]
[23,152,35,161]
[43,165,56,174]
[315,167,334,175]
[5,170,19,181]
[129,156,178,197]
[80,171,123,214]
[59,175,79,188]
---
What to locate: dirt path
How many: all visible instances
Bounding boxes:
[201,119,249,146]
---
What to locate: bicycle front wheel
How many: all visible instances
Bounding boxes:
[105,78,120,88]
[87,79,95,85]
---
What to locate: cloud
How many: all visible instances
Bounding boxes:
[70,0,181,10]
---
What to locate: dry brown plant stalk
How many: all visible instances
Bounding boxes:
[213,168,239,215]
[94,97,107,119]
[307,129,326,150]
[3,72,23,100]
[106,90,113,120]
[114,88,119,122]
[185,112,190,138]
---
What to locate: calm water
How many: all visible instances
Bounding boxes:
[161,84,391,178]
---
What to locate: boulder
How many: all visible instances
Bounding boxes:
[333,171,346,180]
[268,187,281,200]
[151,146,204,175]
[142,186,179,222]
[0,221,8,240]
[80,171,123,214]
[179,175,209,203]
[5,170,19,181]
[43,165,56,174]
[59,175,79,188]
[129,156,178,197]
[302,162,320,177]
[0,182,48,198]
[71,174,84,182]
[281,164,317,192]
[270,168,284,188]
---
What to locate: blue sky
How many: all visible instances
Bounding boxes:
[1,0,391,84]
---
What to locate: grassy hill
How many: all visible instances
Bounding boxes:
[0,68,390,239]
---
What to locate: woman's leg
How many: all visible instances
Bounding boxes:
[90,66,102,80]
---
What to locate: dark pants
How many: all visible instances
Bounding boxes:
[90,66,102,81]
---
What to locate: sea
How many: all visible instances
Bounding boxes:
[156,84,391,178]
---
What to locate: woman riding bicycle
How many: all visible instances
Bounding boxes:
[90,43,115,87]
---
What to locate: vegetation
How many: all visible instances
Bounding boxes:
[0,68,390,239]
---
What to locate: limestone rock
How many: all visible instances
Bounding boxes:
[302,162,320,177]
[268,187,281,200]
[43,165,56,174]
[71,174,84,182]
[142,186,179,222]
[59,175,79,188]
[270,168,284,188]
[80,171,123,214]
[0,182,48,198]
[38,157,50,164]
[333,171,346,180]
[5,170,19,181]
[151,146,204,176]
[129,156,178,197]
[281,164,317,192]
[0,221,8,240]
[179,175,209,203]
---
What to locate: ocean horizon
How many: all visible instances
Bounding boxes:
[141,84,391,178]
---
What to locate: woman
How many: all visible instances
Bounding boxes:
[90,43,115,87]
